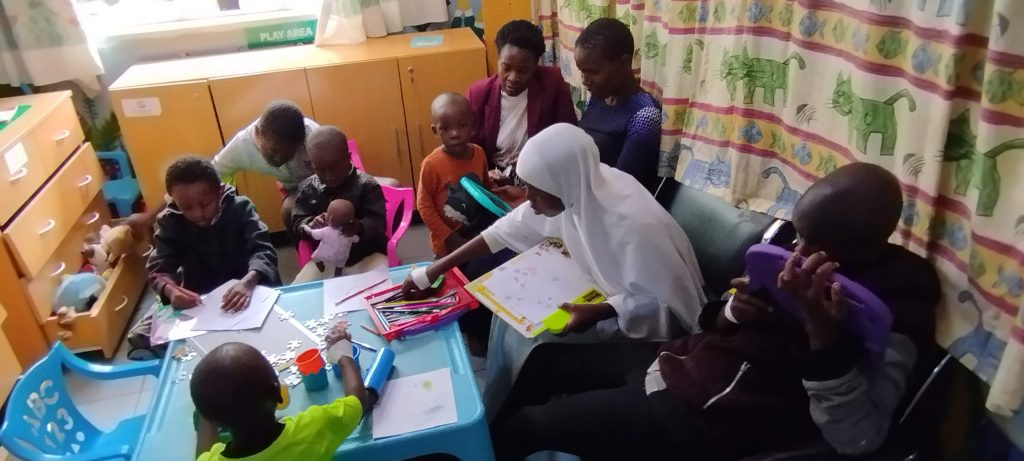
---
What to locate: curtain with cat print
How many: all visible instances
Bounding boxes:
[536,0,1024,420]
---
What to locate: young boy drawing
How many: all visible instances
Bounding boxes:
[490,163,942,460]
[418,92,496,257]
[291,126,388,282]
[192,321,374,460]
[127,157,281,350]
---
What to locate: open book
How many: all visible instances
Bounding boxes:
[465,238,605,338]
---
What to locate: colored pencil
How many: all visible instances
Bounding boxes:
[335,278,388,305]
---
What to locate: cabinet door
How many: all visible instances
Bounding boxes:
[483,1,534,74]
[306,60,414,185]
[0,302,22,404]
[209,70,314,233]
[398,49,487,186]
[111,81,223,212]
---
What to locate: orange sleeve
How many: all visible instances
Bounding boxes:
[417,156,455,256]
[477,145,496,190]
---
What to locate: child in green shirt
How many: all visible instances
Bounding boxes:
[191,321,374,460]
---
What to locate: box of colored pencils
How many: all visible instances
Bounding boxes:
[363,267,477,341]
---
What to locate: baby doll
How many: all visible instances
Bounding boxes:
[300,199,360,277]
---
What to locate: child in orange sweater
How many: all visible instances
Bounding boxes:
[418,92,496,256]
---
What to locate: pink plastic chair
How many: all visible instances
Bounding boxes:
[347,139,364,171]
[382,185,415,267]
[297,184,414,268]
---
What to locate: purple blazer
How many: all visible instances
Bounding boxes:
[466,66,578,165]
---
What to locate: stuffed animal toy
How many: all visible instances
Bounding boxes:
[53,272,106,314]
[81,241,110,274]
[99,224,135,266]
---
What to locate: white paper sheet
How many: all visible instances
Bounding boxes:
[322,264,390,315]
[150,302,206,345]
[372,368,457,439]
[187,281,281,331]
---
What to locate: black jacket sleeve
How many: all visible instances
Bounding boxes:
[238,199,281,286]
[147,213,185,302]
[357,177,388,253]
[290,179,320,238]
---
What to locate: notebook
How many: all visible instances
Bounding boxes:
[465,238,605,338]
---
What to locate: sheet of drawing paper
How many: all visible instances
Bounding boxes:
[372,367,457,439]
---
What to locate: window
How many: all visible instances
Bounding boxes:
[75,0,319,34]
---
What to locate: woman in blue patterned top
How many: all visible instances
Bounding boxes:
[575,18,662,193]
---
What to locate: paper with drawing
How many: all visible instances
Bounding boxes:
[187,280,280,331]
[322,263,389,315]
[476,239,598,323]
[372,368,457,439]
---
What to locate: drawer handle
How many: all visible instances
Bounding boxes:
[54,130,71,142]
[8,168,27,181]
[49,262,67,278]
[113,295,129,311]
[37,219,56,235]
[83,212,101,225]
[76,175,93,187]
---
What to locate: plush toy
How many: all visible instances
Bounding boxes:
[81,241,110,274]
[100,224,135,266]
[53,272,106,314]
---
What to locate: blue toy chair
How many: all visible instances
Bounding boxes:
[96,151,141,218]
[0,343,161,460]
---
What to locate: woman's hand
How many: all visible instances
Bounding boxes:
[778,250,847,350]
[489,169,511,187]
[716,276,773,329]
[401,268,436,301]
[559,302,616,334]
[493,186,527,208]
[168,285,201,310]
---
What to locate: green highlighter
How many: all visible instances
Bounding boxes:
[542,288,606,335]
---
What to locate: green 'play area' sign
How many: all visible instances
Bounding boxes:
[245,19,317,49]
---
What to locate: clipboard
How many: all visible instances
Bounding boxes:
[465,238,606,338]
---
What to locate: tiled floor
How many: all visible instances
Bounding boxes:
[68,224,464,433]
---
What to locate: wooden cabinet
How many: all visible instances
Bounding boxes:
[306,60,413,185]
[0,92,148,366]
[209,70,314,232]
[110,28,486,228]
[111,81,223,212]
[398,50,488,183]
[482,0,535,74]
[0,302,22,405]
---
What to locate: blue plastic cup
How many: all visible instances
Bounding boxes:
[331,344,361,380]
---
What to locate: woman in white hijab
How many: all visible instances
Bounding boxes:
[405,123,705,416]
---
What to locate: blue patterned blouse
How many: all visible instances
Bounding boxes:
[579,91,662,192]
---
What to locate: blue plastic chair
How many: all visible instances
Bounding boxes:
[0,343,161,460]
[96,151,141,218]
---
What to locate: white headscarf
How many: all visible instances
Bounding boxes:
[481,124,706,339]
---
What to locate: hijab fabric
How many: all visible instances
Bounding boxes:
[485,123,705,339]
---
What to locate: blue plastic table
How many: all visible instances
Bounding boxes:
[132,265,494,460]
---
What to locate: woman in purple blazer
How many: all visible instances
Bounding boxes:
[467,20,577,180]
